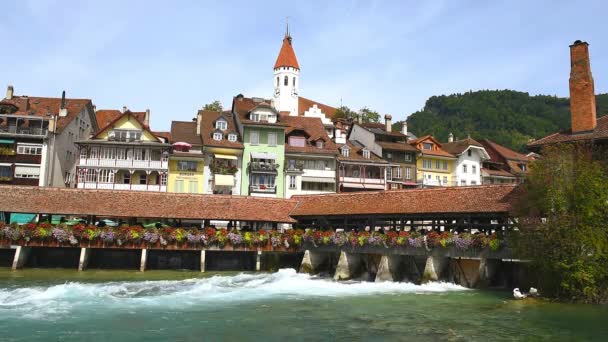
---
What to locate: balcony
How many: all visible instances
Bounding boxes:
[249,161,279,173]
[418,178,456,187]
[77,183,166,192]
[0,126,48,137]
[79,158,168,169]
[249,184,276,193]
[339,176,385,190]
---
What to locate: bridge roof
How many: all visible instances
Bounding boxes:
[0,186,298,223]
[290,185,518,217]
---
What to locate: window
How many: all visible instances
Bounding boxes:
[435,160,440,169]
[404,153,412,162]
[293,77,296,87]
[463,164,468,173]
[228,134,237,142]
[405,167,411,180]
[423,142,433,150]
[216,120,227,131]
[160,172,167,186]
[289,136,305,147]
[423,160,432,169]
[436,175,440,183]
[113,130,141,142]
[80,149,87,159]
[394,167,402,179]
[189,180,198,193]
[213,132,222,141]
[177,160,197,171]
[98,169,114,183]
[250,130,259,145]
[268,132,277,146]
[471,180,477,185]
[0,166,12,179]
[139,173,147,185]
[276,77,279,87]
[442,161,448,170]
[123,172,130,184]
[133,149,147,161]
[117,148,126,160]
[175,179,184,193]
[289,175,296,189]
[316,140,324,149]
[472,165,477,174]
[520,164,527,172]
[250,113,260,122]
[362,149,370,159]
[16,144,43,155]
[284,76,288,86]
[386,152,392,159]
[341,147,349,157]
[443,176,448,184]
[85,169,97,182]
[461,180,466,186]
[467,149,472,157]
[77,170,85,184]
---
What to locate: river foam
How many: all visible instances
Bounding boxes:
[0,269,468,320]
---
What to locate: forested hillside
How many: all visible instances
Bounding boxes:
[397,90,608,151]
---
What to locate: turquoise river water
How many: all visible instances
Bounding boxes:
[1,268,607,341]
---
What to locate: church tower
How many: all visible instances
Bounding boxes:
[273,24,300,116]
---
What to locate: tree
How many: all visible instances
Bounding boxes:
[203,100,223,112]
[334,106,355,120]
[356,107,380,123]
[514,143,608,303]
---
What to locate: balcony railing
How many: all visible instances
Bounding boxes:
[249,184,276,193]
[79,158,168,169]
[249,161,279,172]
[417,178,456,187]
[77,182,166,192]
[0,126,48,137]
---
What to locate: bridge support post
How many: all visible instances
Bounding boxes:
[334,251,362,281]
[299,250,326,275]
[11,246,30,270]
[375,255,404,282]
[478,258,500,288]
[256,250,262,271]
[139,248,147,272]
[78,248,90,271]
[422,256,448,283]
[200,250,206,272]
[449,258,481,288]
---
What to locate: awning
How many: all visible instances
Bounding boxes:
[302,176,335,183]
[15,165,40,176]
[0,139,15,144]
[10,213,36,224]
[215,154,237,160]
[251,152,277,160]
[215,174,234,186]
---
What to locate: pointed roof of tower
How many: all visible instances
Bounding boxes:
[274,27,300,70]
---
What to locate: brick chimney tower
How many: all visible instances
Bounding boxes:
[569,40,596,133]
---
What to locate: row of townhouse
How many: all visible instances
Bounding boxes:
[0,29,532,195]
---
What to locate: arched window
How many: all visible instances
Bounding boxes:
[293,77,296,87]
[276,77,279,87]
[284,76,288,86]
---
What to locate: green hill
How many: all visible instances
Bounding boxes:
[397,90,608,152]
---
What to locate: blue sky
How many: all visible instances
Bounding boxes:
[1,0,607,131]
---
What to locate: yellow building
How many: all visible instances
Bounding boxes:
[76,110,170,191]
[409,135,457,187]
[168,121,205,193]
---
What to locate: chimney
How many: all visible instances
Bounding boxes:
[569,40,596,133]
[93,104,97,112]
[384,114,392,132]
[448,132,454,142]
[196,111,202,136]
[144,109,150,126]
[357,113,363,125]
[122,106,128,113]
[58,90,68,117]
[401,121,408,136]
[6,85,13,99]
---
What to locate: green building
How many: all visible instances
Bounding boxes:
[233,95,286,198]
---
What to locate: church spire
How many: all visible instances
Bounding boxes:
[285,17,291,42]
[273,22,299,70]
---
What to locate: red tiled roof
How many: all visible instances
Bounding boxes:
[298,97,337,119]
[170,121,202,146]
[442,137,484,155]
[0,186,297,223]
[274,36,300,69]
[92,111,160,142]
[232,96,287,127]
[280,116,337,155]
[376,141,418,152]
[528,115,608,147]
[481,168,516,178]
[337,142,388,164]
[96,110,145,130]
[200,110,244,149]
[152,131,171,142]
[410,136,456,158]
[360,122,406,138]
[1,95,93,133]
[290,185,518,217]
[479,139,529,162]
